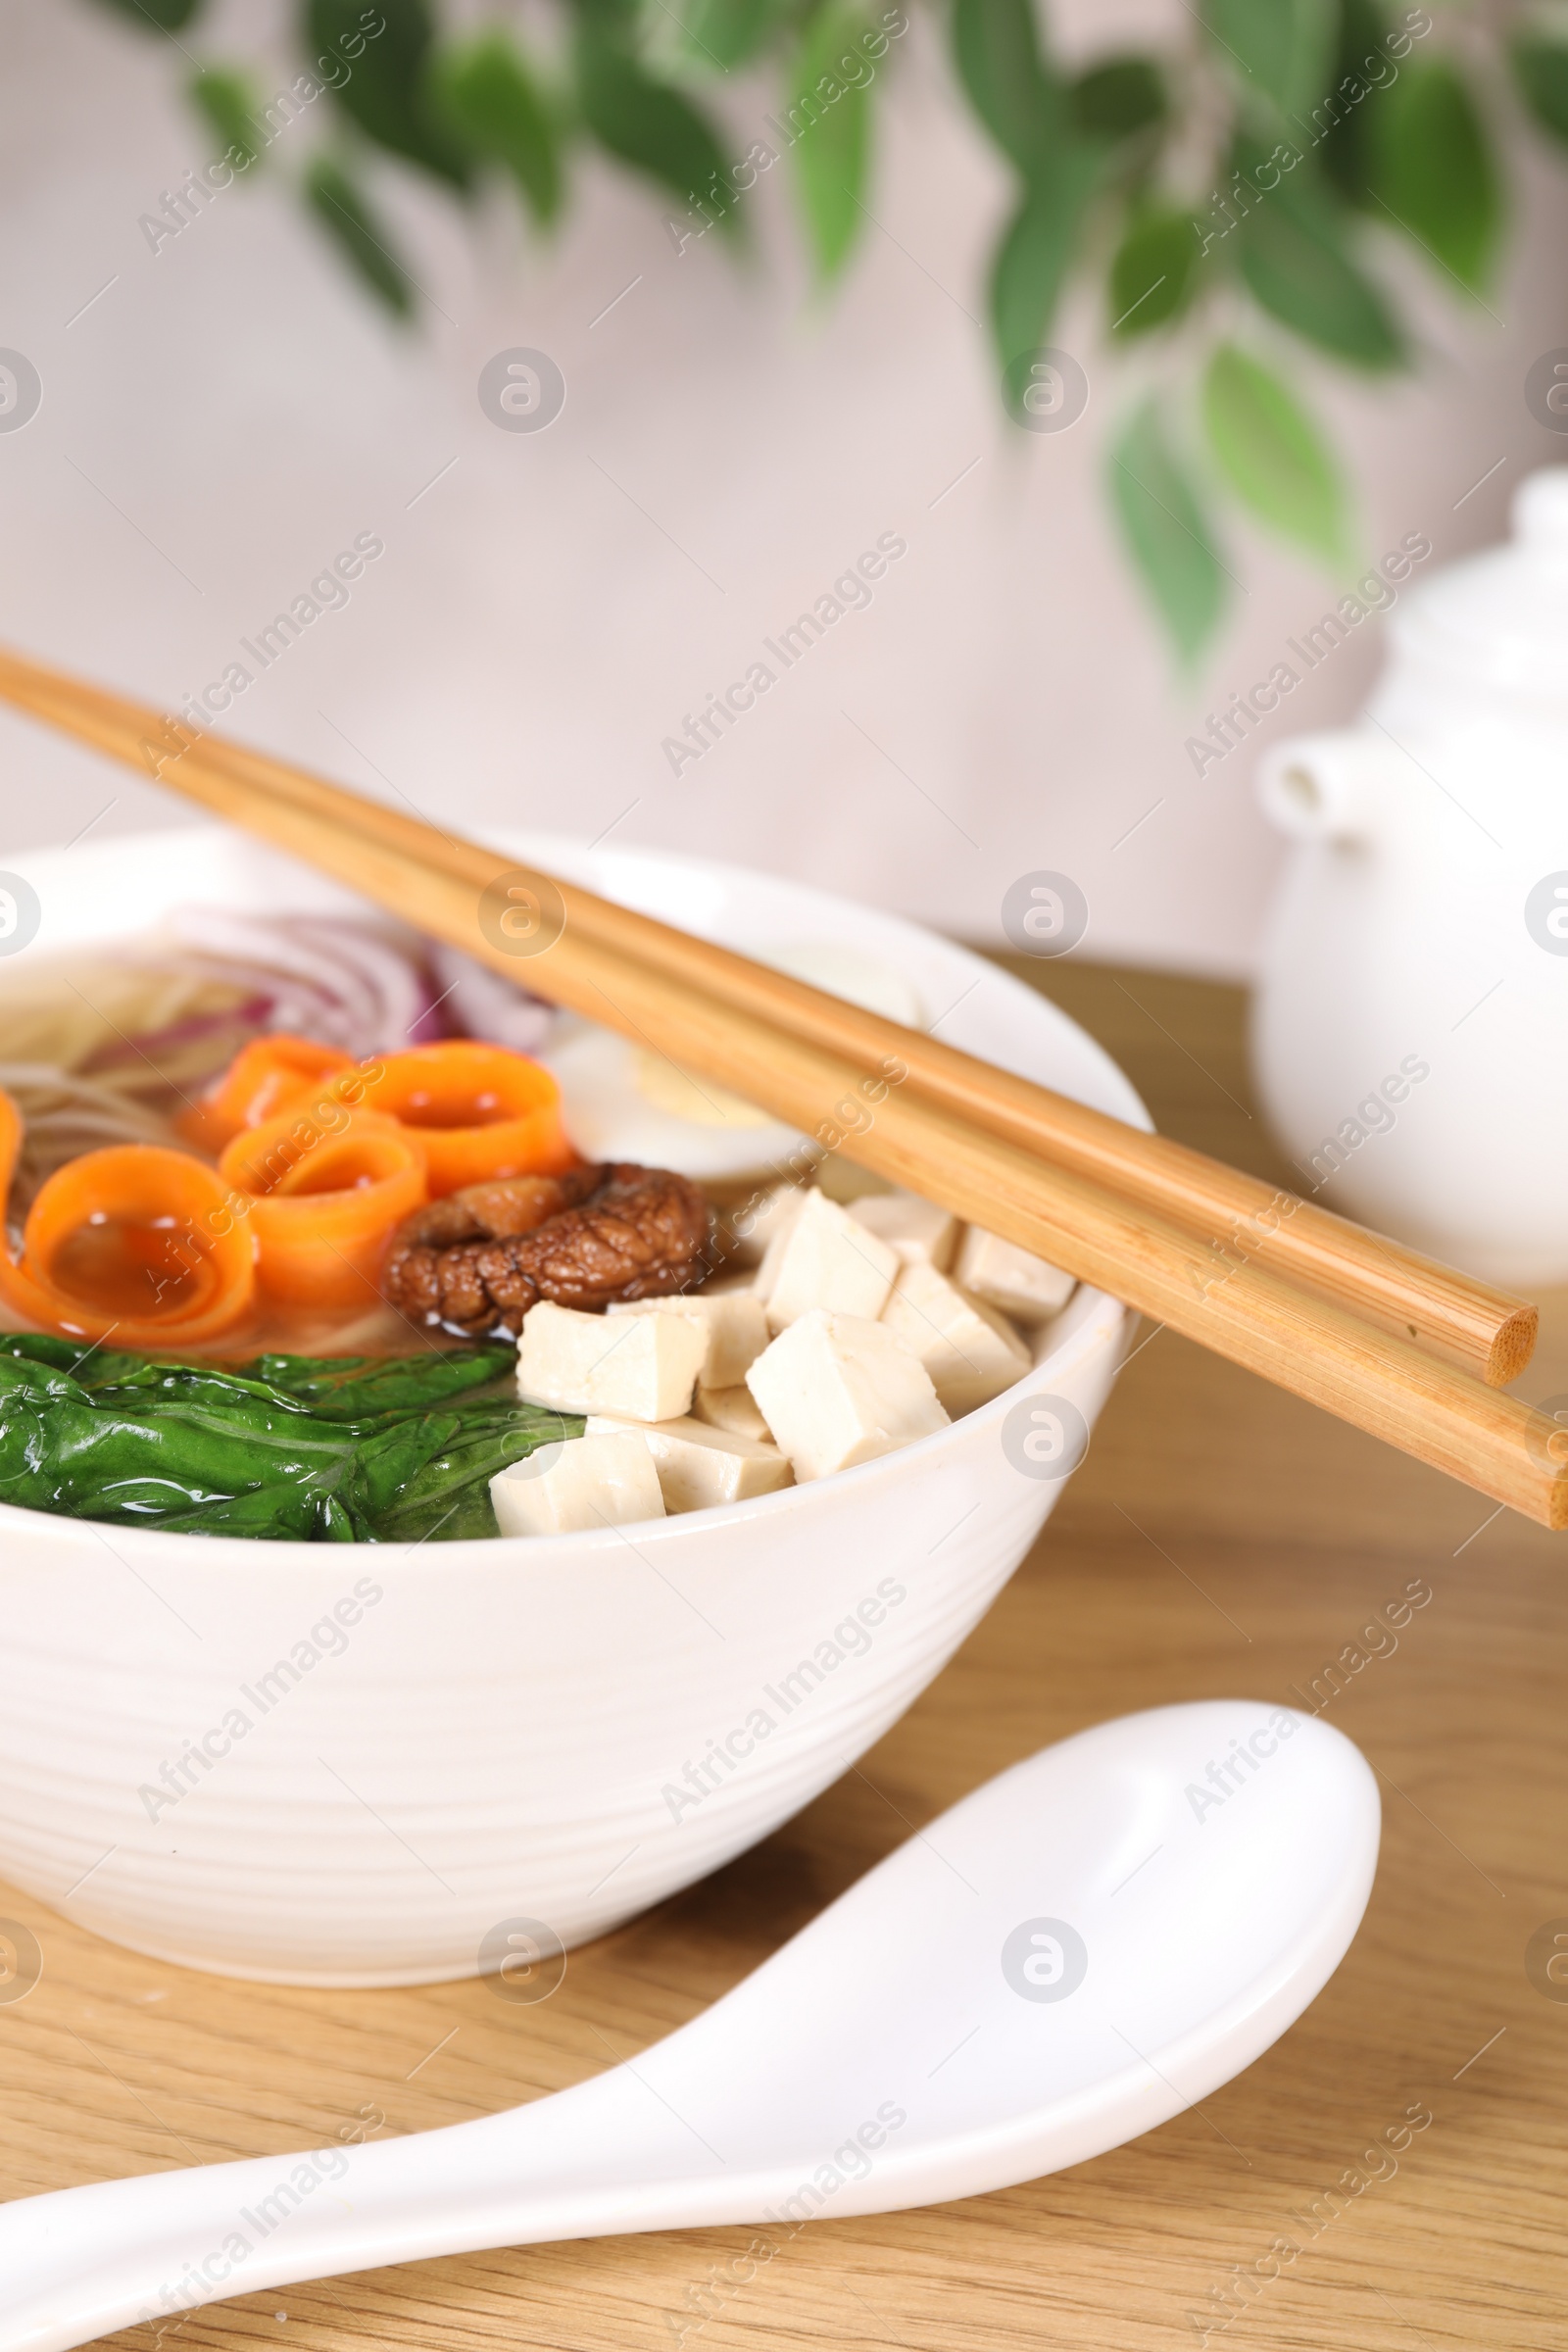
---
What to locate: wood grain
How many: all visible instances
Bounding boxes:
[1,961,1562,2352]
[0,641,1537,1390]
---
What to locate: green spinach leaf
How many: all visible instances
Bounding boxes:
[0,1341,576,1544]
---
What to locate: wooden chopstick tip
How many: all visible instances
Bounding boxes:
[1487,1304,1540,1390]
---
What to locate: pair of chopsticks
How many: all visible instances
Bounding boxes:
[0,643,1561,1528]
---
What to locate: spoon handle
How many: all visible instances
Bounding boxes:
[0,2069,713,2352]
[0,2150,378,2352]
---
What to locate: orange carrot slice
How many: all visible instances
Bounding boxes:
[0,1090,256,1346]
[359,1043,576,1195]
[177,1034,354,1153]
[220,1107,426,1306]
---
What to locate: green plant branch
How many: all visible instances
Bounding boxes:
[91,0,1568,667]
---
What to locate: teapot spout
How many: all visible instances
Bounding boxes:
[1256,731,1389,845]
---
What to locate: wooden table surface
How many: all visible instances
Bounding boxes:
[3,960,1564,2352]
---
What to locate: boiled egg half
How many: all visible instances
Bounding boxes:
[541,942,922,1181]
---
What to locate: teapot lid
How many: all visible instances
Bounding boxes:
[1396,467,1568,696]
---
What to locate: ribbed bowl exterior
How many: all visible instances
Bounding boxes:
[0,1295,1122,1984]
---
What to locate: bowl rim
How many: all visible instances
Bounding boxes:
[0,1280,1128,1572]
[0,825,1144,1569]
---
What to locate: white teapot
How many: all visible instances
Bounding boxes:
[1252,467,1568,1287]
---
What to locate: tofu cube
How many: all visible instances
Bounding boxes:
[730,1180,806,1272]
[954,1226,1076,1325]
[607,1290,769,1390]
[691,1383,775,1443]
[879,1258,1030,1415]
[745,1308,949,1483]
[585,1413,792,1511]
[763,1187,900,1334]
[849,1189,957,1271]
[750,1185,808,1305]
[516,1299,706,1422]
[490,1433,665,1536]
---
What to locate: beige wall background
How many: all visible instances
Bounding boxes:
[0,0,1562,975]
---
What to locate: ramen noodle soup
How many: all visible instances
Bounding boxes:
[0,908,1072,1541]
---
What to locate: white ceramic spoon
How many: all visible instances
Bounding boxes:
[0,1699,1379,2352]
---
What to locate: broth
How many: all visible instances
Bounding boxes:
[49,1215,209,1318]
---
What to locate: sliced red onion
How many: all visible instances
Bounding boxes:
[425,943,558,1055]
[16,915,557,1165]
[152,909,448,1056]
[81,996,275,1076]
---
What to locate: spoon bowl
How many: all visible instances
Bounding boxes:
[0,1699,1380,2352]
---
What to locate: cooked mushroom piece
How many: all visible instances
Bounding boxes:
[383,1162,712,1335]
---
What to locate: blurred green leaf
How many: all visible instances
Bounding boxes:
[1364,59,1502,292]
[306,0,472,189]
[1069,55,1165,140]
[953,0,1060,178]
[573,0,642,34]
[1203,0,1336,123]
[790,1,877,282]
[1110,397,1227,669]
[679,0,790,72]
[991,143,1099,371]
[1239,172,1404,368]
[1513,36,1568,146]
[89,0,205,27]
[576,34,738,229]
[305,156,416,316]
[1316,0,1388,206]
[1201,342,1348,565]
[1108,207,1200,337]
[188,65,263,170]
[438,31,563,225]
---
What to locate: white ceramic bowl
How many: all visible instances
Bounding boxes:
[0,828,1145,1985]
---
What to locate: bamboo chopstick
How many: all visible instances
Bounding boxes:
[0,643,1533,1391]
[0,645,1561,1525]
